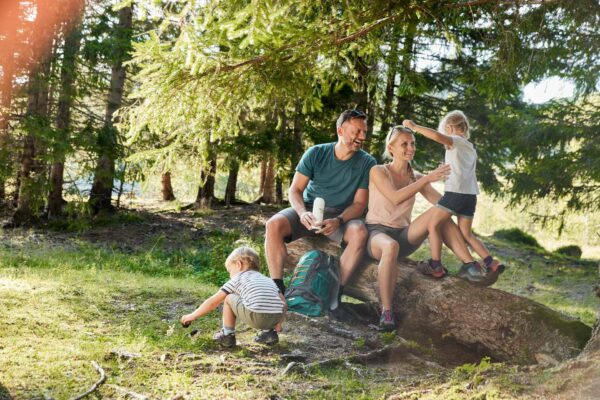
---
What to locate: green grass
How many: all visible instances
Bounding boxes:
[0,234,415,399]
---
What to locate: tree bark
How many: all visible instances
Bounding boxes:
[194,154,217,208]
[395,22,417,120]
[284,237,592,364]
[224,162,238,206]
[377,27,400,157]
[89,5,132,214]
[255,155,276,204]
[48,15,83,218]
[161,172,176,201]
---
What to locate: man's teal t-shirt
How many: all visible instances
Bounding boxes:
[296,143,376,209]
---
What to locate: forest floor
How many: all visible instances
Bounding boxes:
[0,202,598,399]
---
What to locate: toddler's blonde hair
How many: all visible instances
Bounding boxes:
[226,246,260,271]
[438,110,470,139]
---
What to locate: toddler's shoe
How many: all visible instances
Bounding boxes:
[213,330,236,348]
[379,309,396,333]
[416,260,447,278]
[254,329,279,346]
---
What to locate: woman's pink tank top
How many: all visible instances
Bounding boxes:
[365,165,415,228]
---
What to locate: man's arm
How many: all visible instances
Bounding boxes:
[288,172,314,230]
[316,188,368,235]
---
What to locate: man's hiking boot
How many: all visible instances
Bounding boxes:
[416,260,447,278]
[213,330,236,348]
[457,261,495,286]
[254,329,279,346]
[379,310,396,332]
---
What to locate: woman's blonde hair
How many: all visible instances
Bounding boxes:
[438,110,470,139]
[382,125,416,183]
[226,246,260,271]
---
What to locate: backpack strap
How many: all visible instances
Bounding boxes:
[327,255,341,311]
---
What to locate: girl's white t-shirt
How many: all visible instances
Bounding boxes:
[444,136,480,195]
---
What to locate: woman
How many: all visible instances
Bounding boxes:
[366,126,485,332]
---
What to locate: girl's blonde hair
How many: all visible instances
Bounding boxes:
[226,246,260,271]
[438,110,470,139]
[383,126,416,183]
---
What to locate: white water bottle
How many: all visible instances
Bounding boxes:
[312,197,325,229]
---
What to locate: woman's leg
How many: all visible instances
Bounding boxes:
[427,208,454,262]
[457,216,490,260]
[369,232,400,311]
[408,207,475,263]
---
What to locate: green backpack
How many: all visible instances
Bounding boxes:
[285,250,340,317]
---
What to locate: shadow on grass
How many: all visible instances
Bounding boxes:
[0,383,13,400]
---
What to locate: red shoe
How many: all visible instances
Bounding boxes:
[416,260,447,278]
[487,259,506,274]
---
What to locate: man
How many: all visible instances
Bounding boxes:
[264,109,376,303]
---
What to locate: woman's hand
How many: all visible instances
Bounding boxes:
[425,164,451,183]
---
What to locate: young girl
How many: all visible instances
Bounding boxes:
[180,246,286,347]
[402,111,504,283]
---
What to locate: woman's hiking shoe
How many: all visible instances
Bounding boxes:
[416,260,447,278]
[213,330,236,348]
[254,329,279,345]
[379,310,396,332]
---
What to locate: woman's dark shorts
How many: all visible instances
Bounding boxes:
[366,224,422,259]
[436,191,477,219]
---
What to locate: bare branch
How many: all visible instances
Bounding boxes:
[70,361,106,400]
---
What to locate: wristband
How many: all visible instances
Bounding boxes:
[335,216,345,226]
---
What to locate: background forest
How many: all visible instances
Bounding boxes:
[1,1,599,399]
[0,0,598,228]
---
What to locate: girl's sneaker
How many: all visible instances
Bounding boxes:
[486,259,506,274]
[213,330,236,348]
[457,261,495,286]
[416,260,447,278]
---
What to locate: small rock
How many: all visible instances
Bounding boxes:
[535,353,559,367]
[280,349,307,363]
[160,353,172,362]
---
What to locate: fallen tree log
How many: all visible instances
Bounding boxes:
[285,236,592,365]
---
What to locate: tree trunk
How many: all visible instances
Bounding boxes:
[161,171,176,201]
[48,18,83,218]
[290,103,304,175]
[13,9,55,225]
[89,5,132,214]
[377,28,400,158]
[224,162,238,206]
[395,22,417,120]
[194,154,217,208]
[0,0,20,204]
[284,237,592,365]
[255,155,276,204]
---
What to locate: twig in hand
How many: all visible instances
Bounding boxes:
[70,361,106,400]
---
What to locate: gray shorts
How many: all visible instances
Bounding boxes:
[278,206,360,245]
[366,224,423,259]
[227,294,283,330]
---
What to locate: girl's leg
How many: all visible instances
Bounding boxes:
[369,232,400,311]
[457,216,490,260]
[408,207,474,263]
[427,207,453,262]
[223,296,237,331]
